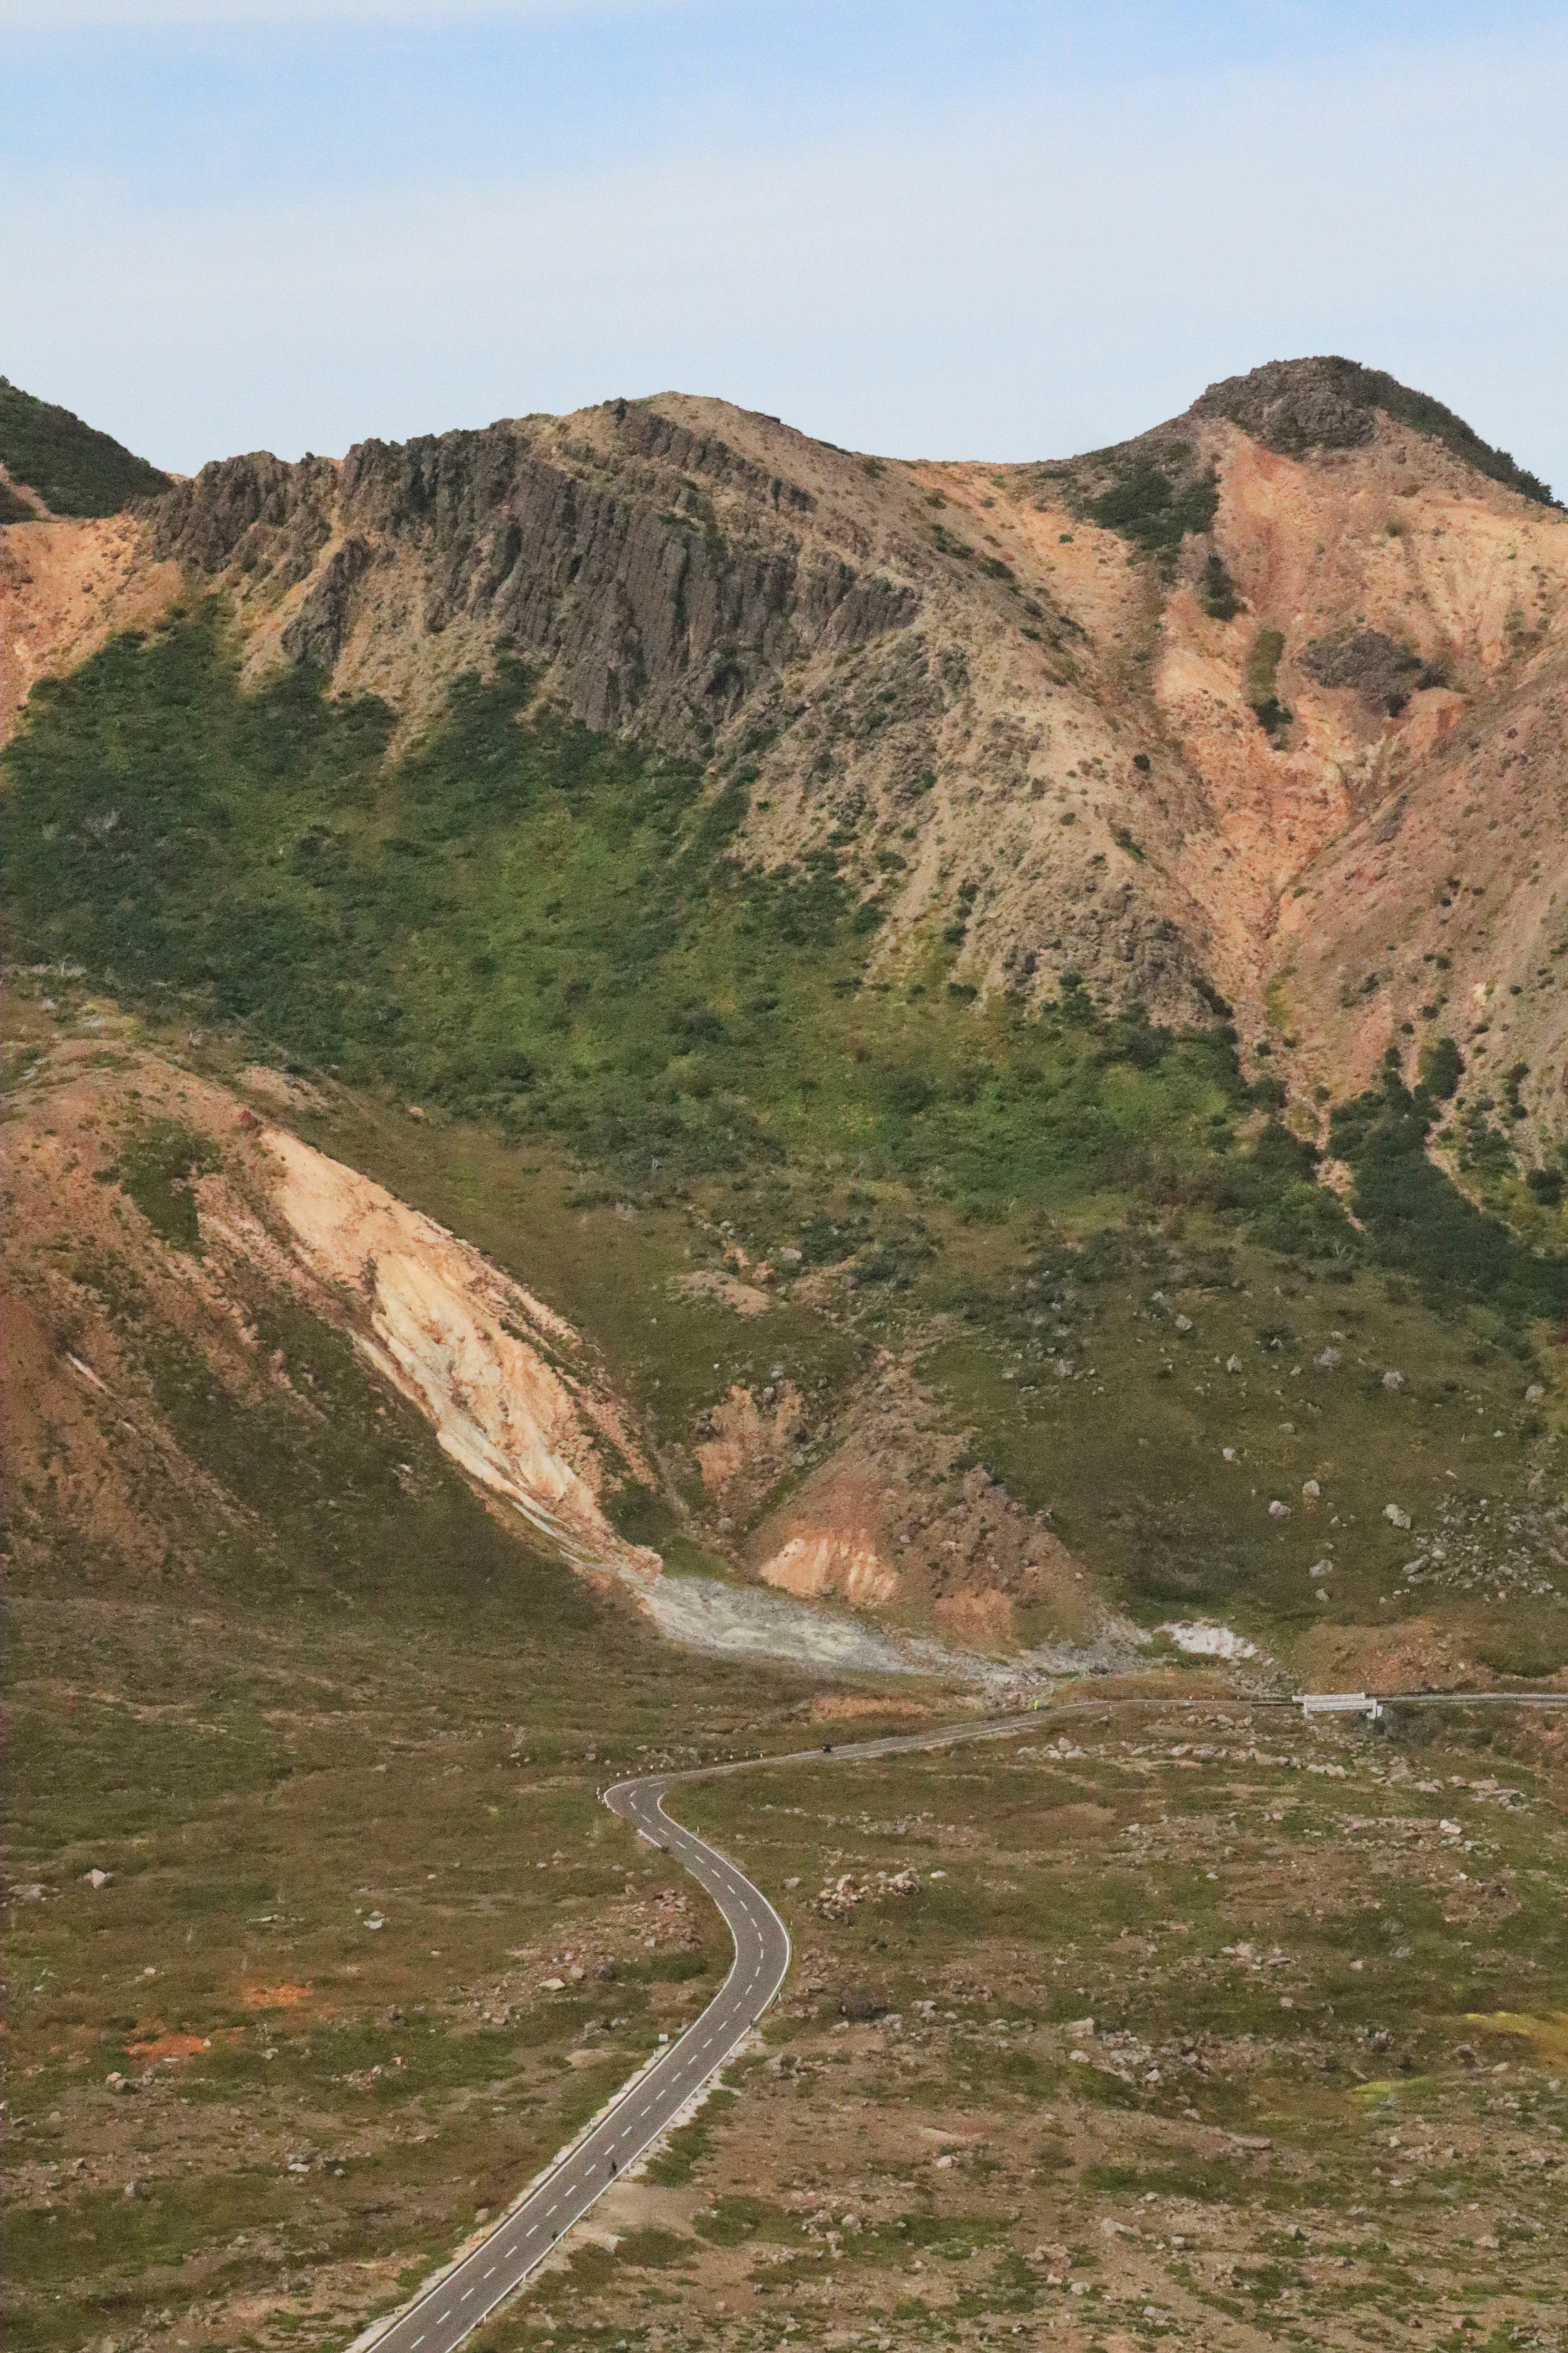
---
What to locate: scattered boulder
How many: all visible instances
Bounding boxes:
[1385,1503,1412,1530]
[1383,1370,1405,1392]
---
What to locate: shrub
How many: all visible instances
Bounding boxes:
[1418,1034,1463,1099]
[1084,459,1220,557]
[1244,627,1290,735]
[1198,553,1244,621]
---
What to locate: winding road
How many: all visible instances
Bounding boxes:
[362,1693,1567,2353]
[360,1770,791,2353]
[359,1715,1041,2353]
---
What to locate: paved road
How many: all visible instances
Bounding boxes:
[363,1690,1568,2353]
[360,1770,792,2353]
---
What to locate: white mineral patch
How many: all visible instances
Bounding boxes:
[1158,1620,1258,1661]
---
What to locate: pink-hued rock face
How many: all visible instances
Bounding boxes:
[261,1129,660,1579]
[757,1531,900,1609]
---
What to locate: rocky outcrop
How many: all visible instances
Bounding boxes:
[151,401,922,746]
[147,451,339,580]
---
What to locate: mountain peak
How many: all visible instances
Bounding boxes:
[0,377,172,520]
[1193,355,1554,506]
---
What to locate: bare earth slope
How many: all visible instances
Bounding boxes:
[6,357,1563,1155]
[2,1014,659,1593]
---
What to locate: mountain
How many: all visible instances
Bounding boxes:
[9,359,1564,1144]
[9,366,1568,2353]
[0,375,172,519]
[4,357,1568,1691]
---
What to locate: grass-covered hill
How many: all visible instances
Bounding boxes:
[0,376,171,518]
[7,593,1568,1679]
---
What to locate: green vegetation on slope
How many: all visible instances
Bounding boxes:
[8,601,1568,1668]
[1079,452,1221,558]
[0,376,172,518]
[2,601,1266,1210]
[1332,1068,1568,1320]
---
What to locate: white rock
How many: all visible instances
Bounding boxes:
[1226,1355,1243,1374]
[1526,1383,1546,1402]
[1268,1499,1292,1519]
[541,1976,567,1991]
[1222,1447,1237,1462]
[1174,1314,1193,1333]
[1383,1369,1405,1392]
[1160,1620,1258,1661]
[83,1869,111,1889]
[1315,1347,1342,1369]
[1384,1503,1412,1529]
[1302,1479,1321,1500]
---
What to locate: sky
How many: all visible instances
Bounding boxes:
[7,1,1567,493]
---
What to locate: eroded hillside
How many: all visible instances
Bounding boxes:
[2,1010,661,1597]
[7,359,1568,1688]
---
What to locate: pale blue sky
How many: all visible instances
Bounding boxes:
[7,2,1566,493]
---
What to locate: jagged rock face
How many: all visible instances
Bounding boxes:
[151,402,920,742]
[148,451,339,581]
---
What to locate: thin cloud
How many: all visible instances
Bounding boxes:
[9,28,1564,491]
[0,0,678,23]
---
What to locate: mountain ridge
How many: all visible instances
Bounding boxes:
[4,354,1567,1171]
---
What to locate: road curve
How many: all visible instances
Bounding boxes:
[359,1769,793,2353]
[362,1691,1568,2353]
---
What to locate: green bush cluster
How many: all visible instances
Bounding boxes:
[1198,552,1244,621]
[111,1120,222,1251]
[1083,456,1220,557]
[2,601,1284,1224]
[0,376,171,517]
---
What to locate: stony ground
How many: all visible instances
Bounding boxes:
[462,1697,1568,2353]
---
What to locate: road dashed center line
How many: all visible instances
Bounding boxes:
[377,1698,1467,2353]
